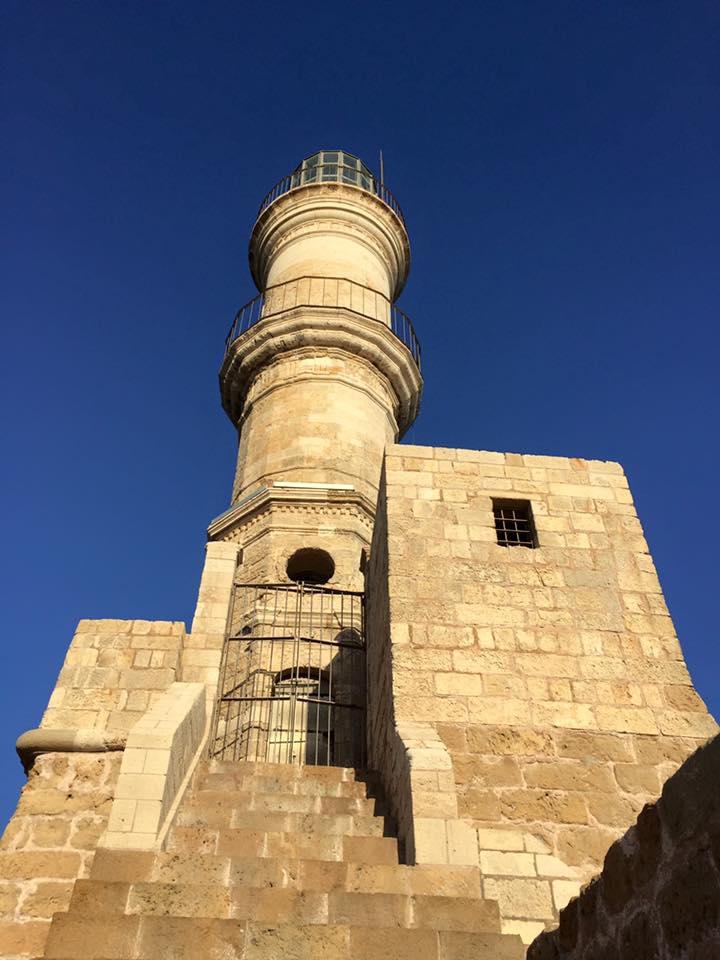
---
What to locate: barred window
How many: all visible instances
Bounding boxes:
[493,499,538,548]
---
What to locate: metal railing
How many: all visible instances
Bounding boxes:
[223,276,421,370]
[209,583,366,768]
[258,162,406,224]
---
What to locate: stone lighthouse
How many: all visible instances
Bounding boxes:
[1,150,717,960]
[217,149,420,586]
[208,151,422,768]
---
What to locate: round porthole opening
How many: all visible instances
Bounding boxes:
[286,548,335,585]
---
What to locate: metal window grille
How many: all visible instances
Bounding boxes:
[493,500,537,548]
[210,583,366,768]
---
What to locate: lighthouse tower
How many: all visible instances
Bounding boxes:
[208,151,423,767]
[215,150,422,585]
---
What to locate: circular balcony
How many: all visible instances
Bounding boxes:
[223,276,421,372]
[257,150,406,225]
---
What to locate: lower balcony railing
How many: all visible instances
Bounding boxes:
[223,276,421,371]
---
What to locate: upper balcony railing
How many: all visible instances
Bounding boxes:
[224,276,421,371]
[257,151,406,225]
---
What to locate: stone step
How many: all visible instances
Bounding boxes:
[43,917,526,959]
[195,771,378,799]
[217,828,399,863]
[163,829,398,863]
[202,760,379,786]
[89,851,484,898]
[185,787,387,817]
[173,804,393,837]
[65,879,501,930]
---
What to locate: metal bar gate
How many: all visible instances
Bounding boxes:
[209,583,366,768]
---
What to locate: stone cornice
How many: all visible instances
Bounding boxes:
[16,728,126,774]
[219,306,423,436]
[208,483,376,541]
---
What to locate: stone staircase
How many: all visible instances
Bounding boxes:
[39,760,525,959]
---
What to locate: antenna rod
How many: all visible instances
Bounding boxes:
[379,149,385,186]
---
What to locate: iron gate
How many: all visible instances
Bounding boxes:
[209,583,366,767]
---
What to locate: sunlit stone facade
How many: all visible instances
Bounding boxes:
[0,150,715,959]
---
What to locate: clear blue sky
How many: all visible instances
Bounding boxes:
[1,1,718,828]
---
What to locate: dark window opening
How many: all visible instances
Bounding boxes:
[286,548,335,584]
[493,499,538,548]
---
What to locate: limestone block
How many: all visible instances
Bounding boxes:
[0,919,49,956]
[413,819,448,864]
[480,851,537,877]
[595,706,659,735]
[531,702,597,730]
[446,820,478,866]
[552,878,582,911]
[0,850,83,880]
[535,855,580,879]
[500,790,588,826]
[476,828,525,852]
[524,835,551,854]
[435,673,483,696]
[484,877,554,920]
[467,698,531,726]
[502,918,548,945]
[524,761,615,793]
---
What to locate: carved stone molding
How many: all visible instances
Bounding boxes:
[220,306,423,435]
[208,484,375,542]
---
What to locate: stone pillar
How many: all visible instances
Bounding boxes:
[181,541,240,706]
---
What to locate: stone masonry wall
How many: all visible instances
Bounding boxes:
[368,443,716,941]
[42,620,186,735]
[528,732,720,960]
[0,752,121,958]
[0,618,185,958]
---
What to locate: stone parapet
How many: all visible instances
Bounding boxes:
[41,619,186,735]
[102,682,206,850]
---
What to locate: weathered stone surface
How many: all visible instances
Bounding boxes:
[27,758,530,958]
[22,880,76,918]
[245,921,347,959]
[366,445,716,941]
[483,877,554,920]
[349,926,436,960]
[529,734,720,960]
[0,919,49,956]
[43,913,141,958]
